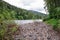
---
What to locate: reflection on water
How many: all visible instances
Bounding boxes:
[14,19,43,25]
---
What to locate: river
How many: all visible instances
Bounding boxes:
[14,19,43,25]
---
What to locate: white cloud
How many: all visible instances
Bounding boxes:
[3,0,46,14]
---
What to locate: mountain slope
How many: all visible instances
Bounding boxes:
[0,0,47,20]
[29,10,48,18]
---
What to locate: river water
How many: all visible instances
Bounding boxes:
[14,19,43,25]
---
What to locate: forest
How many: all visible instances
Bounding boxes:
[0,0,47,20]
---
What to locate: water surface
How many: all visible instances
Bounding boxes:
[14,19,43,25]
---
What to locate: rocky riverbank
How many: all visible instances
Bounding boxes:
[13,21,60,40]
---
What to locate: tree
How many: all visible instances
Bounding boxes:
[44,0,60,19]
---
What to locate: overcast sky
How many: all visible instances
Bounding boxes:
[3,0,46,14]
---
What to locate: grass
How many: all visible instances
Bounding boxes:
[44,19,60,32]
[57,20,60,32]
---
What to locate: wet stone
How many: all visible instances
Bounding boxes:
[33,28,35,30]
[29,35,33,37]
[23,35,26,38]
[47,37,51,40]
[14,22,60,40]
[34,38,37,40]
[17,39,20,40]
[36,32,39,34]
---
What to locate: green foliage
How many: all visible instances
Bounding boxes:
[43,15,50,21]
[54,7,60,19]
[44,0,60,19]
[57,20,60,32]
[45,19,60,32]
[44,0,60,32]
[45,19,57,26]
[0,20,17,40]
[0,1,44,20]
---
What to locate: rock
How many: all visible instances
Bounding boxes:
[14,22,60,40]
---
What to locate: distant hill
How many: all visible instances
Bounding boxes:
[0,0,48,20]
[29,10,45,15]
[28,10,48,18]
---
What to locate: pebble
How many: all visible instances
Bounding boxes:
[14,22,60,40]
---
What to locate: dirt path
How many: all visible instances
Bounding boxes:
[13,22,60,40]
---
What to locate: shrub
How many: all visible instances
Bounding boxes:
[57,20,60,32]
[45,19,59,31]
[0,20,17,40]
[54,7,60,19]
[43,15,50,21]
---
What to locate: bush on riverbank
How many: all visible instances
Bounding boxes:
[0,20,18,40]
[43,7,60,33]
[44,19,60,32]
